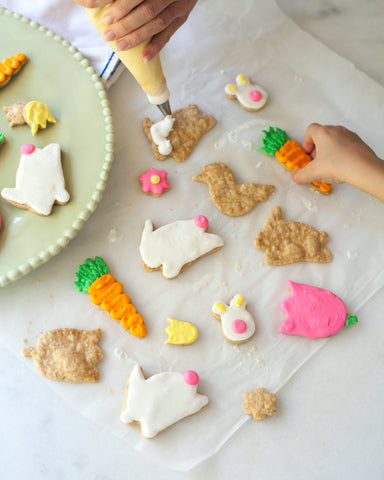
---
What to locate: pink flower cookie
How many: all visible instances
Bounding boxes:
[225,74,268,112]
[139,167,170,197]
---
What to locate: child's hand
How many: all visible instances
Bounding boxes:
[78,0,197,63]
[291,123,384,201]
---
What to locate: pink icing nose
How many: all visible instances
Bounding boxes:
[20,143,35,155]
[248,90,261,102]
[183,370,199,385]
[231,319,247,334]
[194,215,209,229]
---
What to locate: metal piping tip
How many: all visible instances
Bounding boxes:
[157,100,171,116]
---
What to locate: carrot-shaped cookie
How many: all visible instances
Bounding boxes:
[259,127,332,194]
[0,53,28,88]
[0,133,5,146]
[74,257,147,337]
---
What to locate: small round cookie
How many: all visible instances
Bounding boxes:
[225,74,268,112]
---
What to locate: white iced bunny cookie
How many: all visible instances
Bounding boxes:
[139,215,224,279]
[120,365,208,439]
[225,74,268,112]
[1,143,70,216]
[212,294,256,343]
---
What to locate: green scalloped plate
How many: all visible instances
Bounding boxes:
[0,8,114,287]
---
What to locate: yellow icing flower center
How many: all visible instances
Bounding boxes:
[150,174,161,184]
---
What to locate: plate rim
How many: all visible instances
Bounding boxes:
[0,6,114,287]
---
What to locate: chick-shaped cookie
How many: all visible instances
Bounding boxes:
[225,74,268,112]
[254,206,332,266]
[165,318,199,345]
[21,328,103,383]
[212,294,256,344]
[193,162,274,216]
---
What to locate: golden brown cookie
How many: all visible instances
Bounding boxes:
[243,387,277,420]
[21,328,103,383]
[254,206,332,266]
[3,101,27,126]
[193,162,274,216]
[143,104,216,162]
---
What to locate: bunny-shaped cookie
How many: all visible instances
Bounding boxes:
[212,294,256,344]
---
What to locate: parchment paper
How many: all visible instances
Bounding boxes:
[1,0,384,471]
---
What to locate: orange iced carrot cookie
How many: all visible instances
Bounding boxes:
[75,257,147,337]
[259,127,332,194]
[0,53,28,88]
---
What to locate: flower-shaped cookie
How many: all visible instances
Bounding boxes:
[243,387,277,421]
[139,168,170,196]
[225,74,268,112]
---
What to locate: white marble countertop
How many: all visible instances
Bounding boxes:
[1,1,384,479]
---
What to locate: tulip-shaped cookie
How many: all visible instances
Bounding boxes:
[279,280,358,339]
[212,294,256,343]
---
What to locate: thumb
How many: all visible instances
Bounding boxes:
[290,161,319,185]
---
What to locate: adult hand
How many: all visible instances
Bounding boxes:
[76,0,197,63]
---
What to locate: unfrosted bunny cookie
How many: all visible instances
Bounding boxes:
[212,294,256,344]
[225,74,268,112]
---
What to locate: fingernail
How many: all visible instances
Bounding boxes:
[103,31,116,42]
[102,15,113,25]
[116,40,129,51]
[142,54,151,64]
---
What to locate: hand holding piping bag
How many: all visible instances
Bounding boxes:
[86,3,171,115]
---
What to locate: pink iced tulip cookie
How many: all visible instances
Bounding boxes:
[279,280,358,339]
[225,74,268,112]
[139,168,170,197]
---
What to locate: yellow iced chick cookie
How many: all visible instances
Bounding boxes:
[24,101,56,135]
[165,318,199,345]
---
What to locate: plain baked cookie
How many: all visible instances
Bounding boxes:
[254,206,332,265]
[193,162,274,216]
[21,328,103,383]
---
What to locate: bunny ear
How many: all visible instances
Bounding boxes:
[230,295,246,309]
[212,302,226,316]
[267,206,282,224]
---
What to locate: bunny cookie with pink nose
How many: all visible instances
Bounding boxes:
[212,294,256,344]
[225,74,268,112]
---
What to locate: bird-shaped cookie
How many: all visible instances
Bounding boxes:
[193,162,274,216]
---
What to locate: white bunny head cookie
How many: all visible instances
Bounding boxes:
[212,294,256,343]
[225,74,268,112]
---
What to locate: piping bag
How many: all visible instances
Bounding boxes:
[86,5,171,116]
